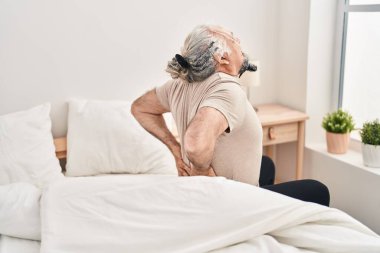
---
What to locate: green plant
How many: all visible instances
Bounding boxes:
[360,119,380,146]
[322,109,355,134]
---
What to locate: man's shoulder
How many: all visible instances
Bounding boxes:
[204,72,238,83]
[205,73,244,95]
[156,78,183,95]
[203,72,241,90]
[163,72,240,89]
[215,72,240,82]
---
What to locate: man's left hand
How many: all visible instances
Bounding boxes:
[190,166,216,177]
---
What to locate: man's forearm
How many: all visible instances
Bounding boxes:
[185,129,215,175]
[131,110,181,159]
[183,107,227,176]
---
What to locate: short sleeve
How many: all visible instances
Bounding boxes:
[199,83,247,133]
[155,79,175,111]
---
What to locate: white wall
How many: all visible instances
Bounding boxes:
[274,0,340,183]
[0,0,279,137]
[305,0,339,144]
[276,0,310,111]
[304,146,380,234]
[270,0,311,182]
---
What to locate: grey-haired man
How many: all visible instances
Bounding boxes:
[131,25,329,206]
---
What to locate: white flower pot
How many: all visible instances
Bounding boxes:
[362,143,380,168]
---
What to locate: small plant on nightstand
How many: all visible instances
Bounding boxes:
[360,119,380,168]
[322,109,355,154]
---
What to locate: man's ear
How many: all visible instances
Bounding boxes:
[213,52,229,65]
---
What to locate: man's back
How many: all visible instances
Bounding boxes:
[156,72,263,185]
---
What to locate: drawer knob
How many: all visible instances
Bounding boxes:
[268,127,276,140]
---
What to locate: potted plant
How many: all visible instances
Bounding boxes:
[322,109,355,154]
[360,119,380,168]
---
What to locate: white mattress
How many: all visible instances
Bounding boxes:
[0,235,40,253]
[41,174,380,253]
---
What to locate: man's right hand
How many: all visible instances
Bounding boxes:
[175,157,191,176]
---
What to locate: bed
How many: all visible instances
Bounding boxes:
[0,235,40,253]
[1,101,380,253]
[39,137,380,253]
[41,172,380,253]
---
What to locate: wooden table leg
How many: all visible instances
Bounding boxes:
[296,121,305,179]
[264,145,278,183]
[264,145,276,161]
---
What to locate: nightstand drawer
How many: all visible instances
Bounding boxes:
[262,123,298,146]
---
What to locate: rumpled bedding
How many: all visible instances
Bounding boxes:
[0,235,40,253]
[40,174,380,253]
[0,183,41,240]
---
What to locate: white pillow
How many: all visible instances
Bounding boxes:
[66,99,176,176]
[0,182,41,240]
[0,103,63,188]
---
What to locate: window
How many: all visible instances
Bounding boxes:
[339,0,380,133]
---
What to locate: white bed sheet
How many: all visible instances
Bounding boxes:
[0,235,40,253]
[41,174,380,253]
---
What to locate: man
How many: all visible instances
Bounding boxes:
[131,25,329,206]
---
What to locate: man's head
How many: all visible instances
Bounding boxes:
[166,25,256,83]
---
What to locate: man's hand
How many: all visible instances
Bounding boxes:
[175,157,191,176]
[175,156,216,177]
[189,165,216,177]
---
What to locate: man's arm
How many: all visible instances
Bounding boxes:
[184,107,228,176]
[131,89,189,175]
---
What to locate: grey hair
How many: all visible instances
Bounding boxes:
[166,25,231,83]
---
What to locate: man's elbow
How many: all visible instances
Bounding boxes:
[130,99,141,118]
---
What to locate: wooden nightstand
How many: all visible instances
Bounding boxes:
[256,104,309,180]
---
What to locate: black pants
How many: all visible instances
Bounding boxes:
[259,156,330,207]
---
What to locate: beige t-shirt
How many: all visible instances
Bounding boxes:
[156,72,263,185]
